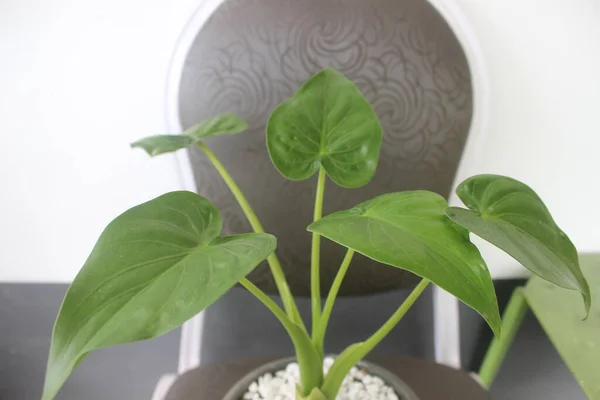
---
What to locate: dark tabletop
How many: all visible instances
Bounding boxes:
[165,356,490,400]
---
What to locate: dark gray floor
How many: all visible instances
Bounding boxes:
[0,284,179,400]
[0,283,586,400]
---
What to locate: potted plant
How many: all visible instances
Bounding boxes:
[41,69,590,400]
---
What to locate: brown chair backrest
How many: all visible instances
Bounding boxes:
[178,0,473,296]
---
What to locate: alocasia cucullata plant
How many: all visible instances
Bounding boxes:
[42,68,590,400]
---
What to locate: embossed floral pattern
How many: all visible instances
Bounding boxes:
[179,0,473,295]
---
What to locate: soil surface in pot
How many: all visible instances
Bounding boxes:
[242,357,401,400]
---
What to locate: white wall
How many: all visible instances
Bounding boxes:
[2,0,599,282]
[451,0,600,278]
[0,0,201,282]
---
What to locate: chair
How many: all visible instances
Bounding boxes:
[153,0,492,398]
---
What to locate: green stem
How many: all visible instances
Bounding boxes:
[240,278,323,393]
[198,142,305,331]
[362,278,430,353]
[320,278,430,398]
[297,387,328,400]
[311,167,327,338]
[239,278,290,324]
[478,288,528,388]
[314,249,354,350]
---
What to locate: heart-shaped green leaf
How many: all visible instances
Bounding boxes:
[131,113,247,156]
[446,174,591,314]
[267,68,382,188]
[42,191,276,400]
[308,191,501,334]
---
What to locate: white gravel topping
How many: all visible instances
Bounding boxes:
[242,357,400,400]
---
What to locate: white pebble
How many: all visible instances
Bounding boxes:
[241,359,400,400]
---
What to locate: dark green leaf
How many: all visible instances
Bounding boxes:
[446,174,591,314]
[42,191,276,400]
[184,113,247,140]
[308,191,501,334]
[266,68,382,188]
[130,134,192,156]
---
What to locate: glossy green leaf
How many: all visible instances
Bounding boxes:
[308,191,501,334]
[42,191,276,400]
[266,68,382,188]
[184,113,248,140]
[130,114,247,156]
[131,134,193,156]
[446,174,591,314]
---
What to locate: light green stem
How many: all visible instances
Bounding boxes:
[478,288,528,388]
[296,387,328,400]
[363,279,430,350]
[311,167,327,338]
[198,142,305,330]
[240,278,323,393]
[314,249,354,351]
[320,278,430,398]
[239,278,290,324]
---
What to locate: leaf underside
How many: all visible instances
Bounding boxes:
[185,113,247,140]
[267,68,382,188]
[42,191,275,400]
[308,191,501,335]
[446,174,591,314]
[130,134,193,156]
[130,113,247,157]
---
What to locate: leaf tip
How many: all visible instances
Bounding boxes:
[480,299,502,339]
[444,207,458,219]
[581,290,592,320]
[130,140,153,157]
[476,303,502,339]
[265,233,278,253]
[490,316,502,339]
[130,141,142,150]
